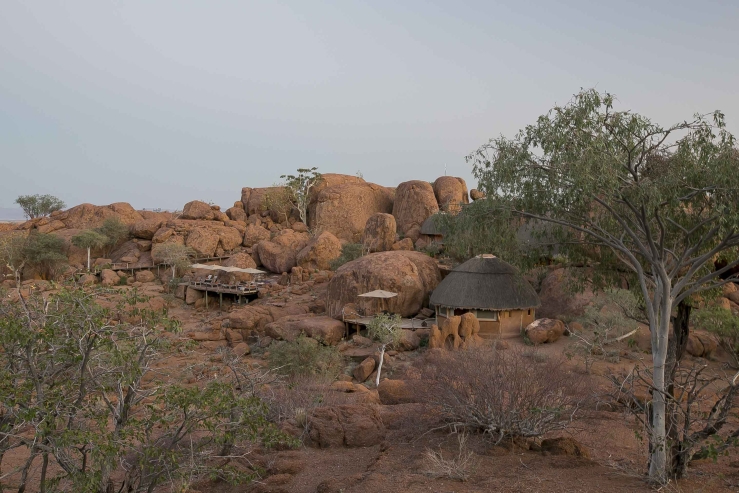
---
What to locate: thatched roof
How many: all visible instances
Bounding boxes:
[430,255,540,311]
[420,213,445,236]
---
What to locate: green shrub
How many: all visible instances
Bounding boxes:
[22,232,68,280]
[330,243,363,270]
[268,334,345,378]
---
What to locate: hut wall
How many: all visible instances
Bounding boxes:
[496,309,535,338]
[437,309,536,339]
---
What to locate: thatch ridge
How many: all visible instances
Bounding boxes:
[430,255,540,311]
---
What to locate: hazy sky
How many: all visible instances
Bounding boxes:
[1,0,738,211]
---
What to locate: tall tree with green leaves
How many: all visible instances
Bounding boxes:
[467,89,739,482]
[15,194,66,219]
[71,230,109,271]
[280,167,321,228]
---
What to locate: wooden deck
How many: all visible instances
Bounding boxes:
[180,280,261,309]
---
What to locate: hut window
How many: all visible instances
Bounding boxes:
[527,309,531,315]
[476,310,499,321]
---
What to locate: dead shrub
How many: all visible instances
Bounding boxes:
[423,346,588,443]
[423,433,477,482]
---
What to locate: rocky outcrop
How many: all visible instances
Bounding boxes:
[296,231,342,271]
[392,181,439,236]
[433,176,469,212]
[311,182,394,242]
[362,213,396,253]
[326,250,441,318]
[53,203,143,230]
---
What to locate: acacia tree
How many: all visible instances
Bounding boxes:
[280,167,321,227]
[468,89,739,482]
[71,230,108,271]
[154,243,196,280]
[15,194,65,219]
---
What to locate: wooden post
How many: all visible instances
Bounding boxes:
[205,290,208,309]
[219,292,223,310]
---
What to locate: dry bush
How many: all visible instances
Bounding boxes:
[423,433,477,482]
[423,346,588,443]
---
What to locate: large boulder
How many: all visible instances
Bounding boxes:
[228,304,310,335]
[392,181,439,236]
[377,379,418,405]
[470,189,486,201]
[130,218,164,240]
[524,318,566,345]
[307,173,366,223]
[241,187,287,216]
[185,228,220,257]
[363,213,396,253]
[296,231,342,271]
[100,269,120,287]
[243,223,271,247]
[311,182,394,242]
[326,251,441,318]
[307,405,385,448]
[255,229,309,274]
[433,176,469,212]
[217,252,258,284]
[265,314,345,345]
[181,200,217,221]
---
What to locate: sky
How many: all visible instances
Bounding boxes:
[1,0,738,213]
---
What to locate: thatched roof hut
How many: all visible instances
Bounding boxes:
[430,254,540,311]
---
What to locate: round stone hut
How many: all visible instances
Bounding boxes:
[429,254,540,338]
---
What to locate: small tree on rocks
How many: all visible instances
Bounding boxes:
[280,167,321,227]
[155,243,196,280]
[367,313,403,386]
[71,229,109,271]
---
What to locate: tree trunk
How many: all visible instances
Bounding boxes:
[375,345,386,387]
[87,247,91,272]
[648,293,672,484]
[667,301,692,478]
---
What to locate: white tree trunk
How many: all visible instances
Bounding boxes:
[87,247,91,272]
[648,286,673,483]
[375,344,386,387]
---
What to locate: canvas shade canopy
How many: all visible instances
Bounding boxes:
[357,290,398,298]
[191,264,266,275]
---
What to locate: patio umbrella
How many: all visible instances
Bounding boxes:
[357,290,398,315]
